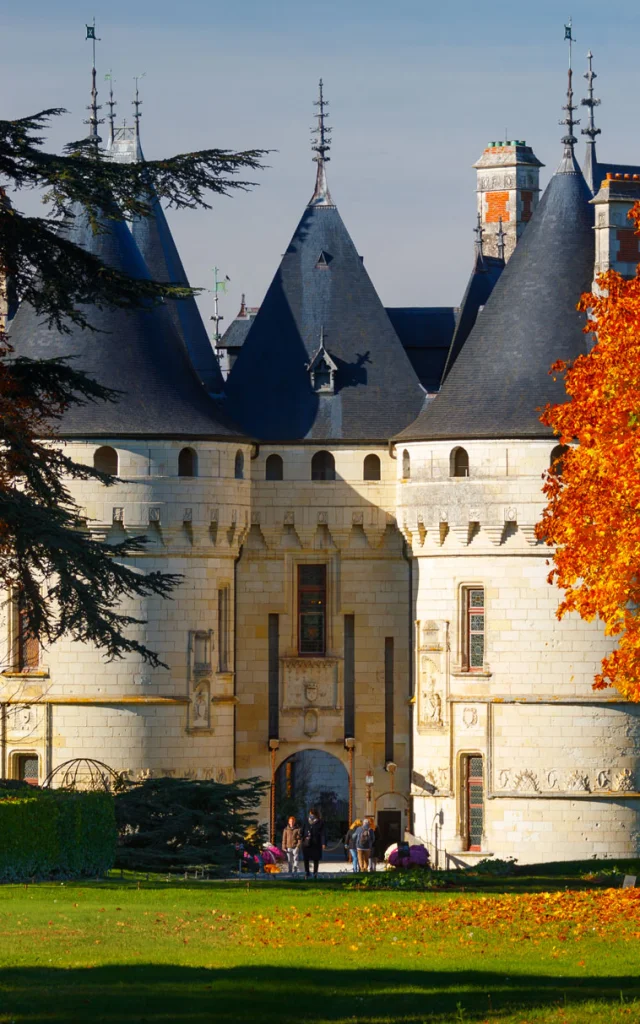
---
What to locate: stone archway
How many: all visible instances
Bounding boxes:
[275,749,349,843]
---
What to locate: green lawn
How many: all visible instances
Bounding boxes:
[0,869,639,1023]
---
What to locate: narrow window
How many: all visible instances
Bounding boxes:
[265,454,283,481]
[218,587,230,671]
[402,449,410,479]
[384,637,394,764]
[178,447,197,477]
[463,755,484,851]
[550,444,567,477]
[363,454,381,481]
[451,446,469,477]
[344,614,355,738]
[463,587,485,671]
[93,446,118,476]
[311,450,335,481]
[234,450,244,480]
[298,565,326,655]
[268,614,279,740]
[17,602,38,671]
[16,754,39,786]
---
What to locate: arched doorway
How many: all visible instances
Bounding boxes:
[275,749,349,843]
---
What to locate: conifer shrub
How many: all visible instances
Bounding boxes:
[115,776,268,872]
[0,788,116,882]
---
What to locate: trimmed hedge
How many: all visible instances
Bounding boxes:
[0,789,116,882]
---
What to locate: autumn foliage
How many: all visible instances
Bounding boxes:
[538,201,640,699]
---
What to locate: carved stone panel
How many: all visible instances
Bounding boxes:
[418,655,444,730]
[190,680,210,729]
[281,658,341,711]
[5,704,44,740]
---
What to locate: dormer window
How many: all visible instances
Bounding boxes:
[307,330,338,395]
[315,250,333,269]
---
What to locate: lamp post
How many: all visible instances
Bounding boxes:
[365,768,374,816]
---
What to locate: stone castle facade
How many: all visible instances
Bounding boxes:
[2,68,640,865]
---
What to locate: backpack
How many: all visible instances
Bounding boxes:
[358,827,372,848]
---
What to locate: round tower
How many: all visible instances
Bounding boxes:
[1,90,250,787]
[396,79,640,865]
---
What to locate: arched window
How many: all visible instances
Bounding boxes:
[402,449,410,479]
[363,454,381,481]
[265,453,283,481]
[550,444,568,477]
[311,450,335,481]
[451,446,470,478]
[93,446,118,476]
[234,450,245,480]
[178,447,197,477]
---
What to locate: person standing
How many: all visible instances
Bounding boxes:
[281,816,302,875]
[354,817,375,872]
[301,808,326,879]
[369,819,381,873]
[344,818,361,872]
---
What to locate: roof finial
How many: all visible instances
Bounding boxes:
[581,50,600,142]
[133,73,146,138]
[496,216,506,261]
[474,211,484,257]
[309,78,334,207]
[105,69,116,145]
[84,19,103,149]
[559,20,579,162]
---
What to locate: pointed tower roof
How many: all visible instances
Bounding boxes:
[397,73,594,443]
[225,83,424,442]
[105,80,224,394]
[441,218,504,382]
[7,210,239,439]
[8,67,238,439]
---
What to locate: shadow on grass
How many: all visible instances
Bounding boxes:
[0,965,638,1022]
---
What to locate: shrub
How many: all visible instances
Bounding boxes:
[0,789,116,882]
[115,776,268,872]
[346,868,448,891]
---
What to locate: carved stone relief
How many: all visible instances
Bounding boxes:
[566,770,590,793]
[462,706,478,729]
[614,769,635,792]
[496,766,637,794]
[281,658,340,710]
[191,680,210,729]
[418,656,443,729]
[303,709,318,736]
[6,704,42,738]
[514,769,539,792]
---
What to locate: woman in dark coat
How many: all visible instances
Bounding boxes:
[301,808,326,879]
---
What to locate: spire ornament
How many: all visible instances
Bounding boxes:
[309,78,334,207]
[84,19,103,149]
[474,211,485,259]
[496,216,506,261]
[133,73,146,138]
[105,70,116,145]
[559,20,579,162]
[581,50,601,142]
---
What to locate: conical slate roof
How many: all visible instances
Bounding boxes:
[397,151,594,442]
[107,125,224,394]
[225,201,425,441]
[441,248,504,381]
[7,208,241,439]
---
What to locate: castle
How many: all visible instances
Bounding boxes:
[2,52,640,865]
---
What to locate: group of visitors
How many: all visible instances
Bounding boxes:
[281,809,326,879]
[281,811,384,877]
[344,817,381,872]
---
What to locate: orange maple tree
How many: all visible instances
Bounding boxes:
[538,202,640,699]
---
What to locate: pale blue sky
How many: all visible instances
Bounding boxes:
[3,0,639,326]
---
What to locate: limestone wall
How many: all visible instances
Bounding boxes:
[399,438,640,864]
[0,438,251,786]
